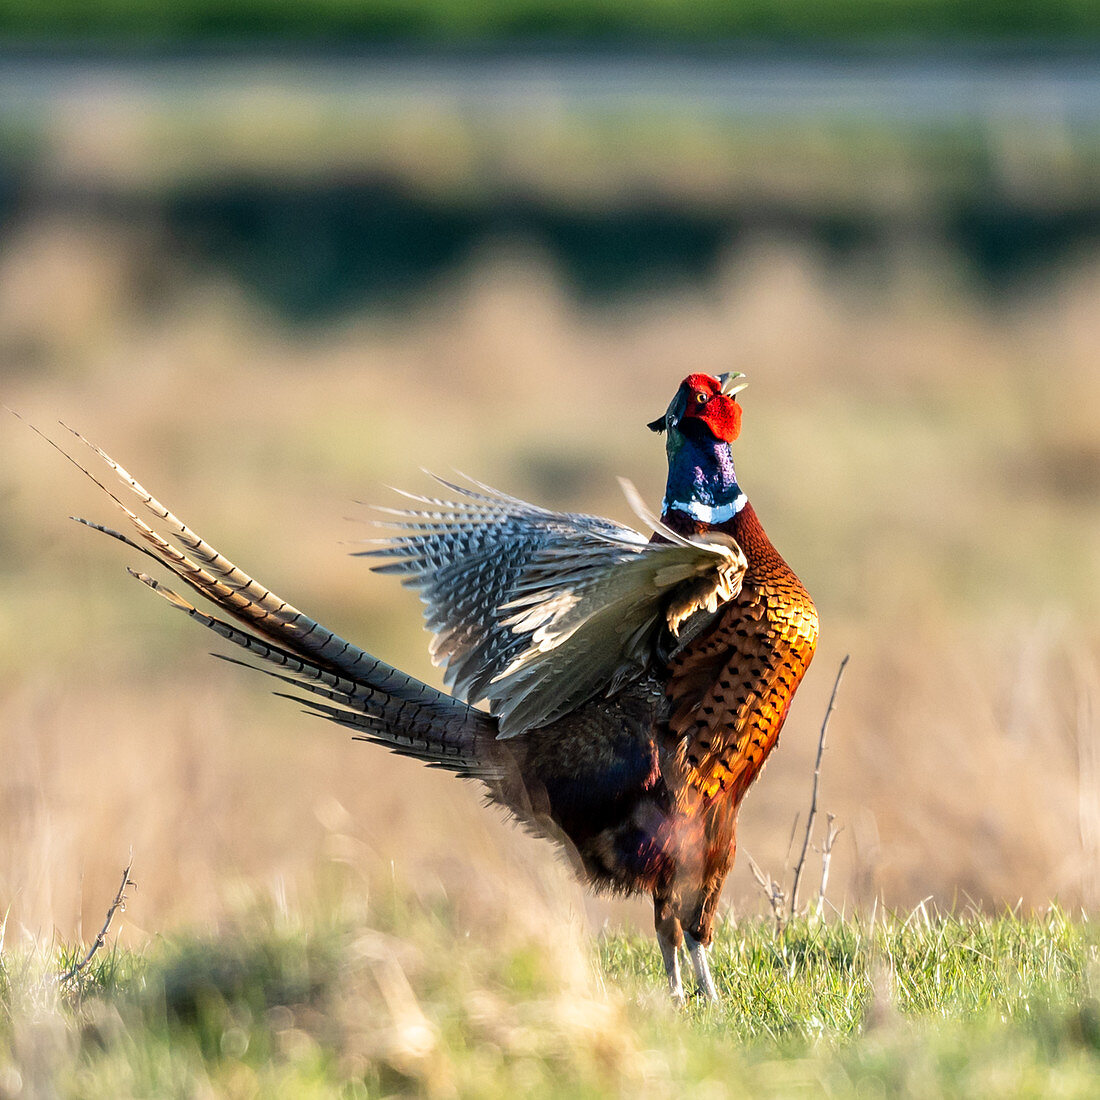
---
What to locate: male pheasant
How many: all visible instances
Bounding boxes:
[51,372,817,1000]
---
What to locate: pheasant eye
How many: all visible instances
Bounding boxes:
[695,392,708,405]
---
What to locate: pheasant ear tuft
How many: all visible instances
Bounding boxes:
[647,416,666,434]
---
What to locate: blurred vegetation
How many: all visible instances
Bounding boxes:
[5,901,1100,1096]
[0,0,1099,42]
[1,83,1096,320]
[1,48,1098,950]
[2,219,1099,932]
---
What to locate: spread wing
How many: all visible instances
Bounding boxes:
[361,475,747,737]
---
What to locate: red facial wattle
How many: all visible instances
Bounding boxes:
[680,373,742,443]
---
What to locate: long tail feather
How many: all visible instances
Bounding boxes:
[32,418,500,777]
[131,572,500,776]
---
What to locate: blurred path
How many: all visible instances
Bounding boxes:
[0,49,1098,125]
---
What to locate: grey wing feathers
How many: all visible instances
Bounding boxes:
[362,475,747,737]
[45,425,498,777]
[365,476,647,705]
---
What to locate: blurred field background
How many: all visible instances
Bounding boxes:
[0,29,1099,960]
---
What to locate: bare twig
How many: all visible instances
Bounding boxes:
[1073,660,1099,908]
[790,655,849,919]
[59,854,135,983]
[783,812,801,868]
[815,813,843,919]
[746,851,788,933]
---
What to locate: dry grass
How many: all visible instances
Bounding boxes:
[1,214,1099,944]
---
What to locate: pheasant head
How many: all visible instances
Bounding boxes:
[649,372,749,526]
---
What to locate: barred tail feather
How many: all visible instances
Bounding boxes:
[33,418,500,778]
[34,418,439,704]
[130,568,500,777]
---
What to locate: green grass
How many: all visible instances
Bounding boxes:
[1,0,1098,42]
[5,905,1100,1097]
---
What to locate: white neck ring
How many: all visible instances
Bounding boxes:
[662,494,747,524]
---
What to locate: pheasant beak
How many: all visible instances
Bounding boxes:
[719,371,748,398]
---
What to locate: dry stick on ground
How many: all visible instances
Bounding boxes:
[749,814,803,929]
[815,812,843,920]
[747,655,850,930]
[789,654,849,921]
[1073,657,1100,909]
[59,854,136,983]
[746,852,788,933]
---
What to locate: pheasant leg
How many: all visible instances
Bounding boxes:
[684,932,718,1001]
[654,894,686,1002]
[657,928,685,1002]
